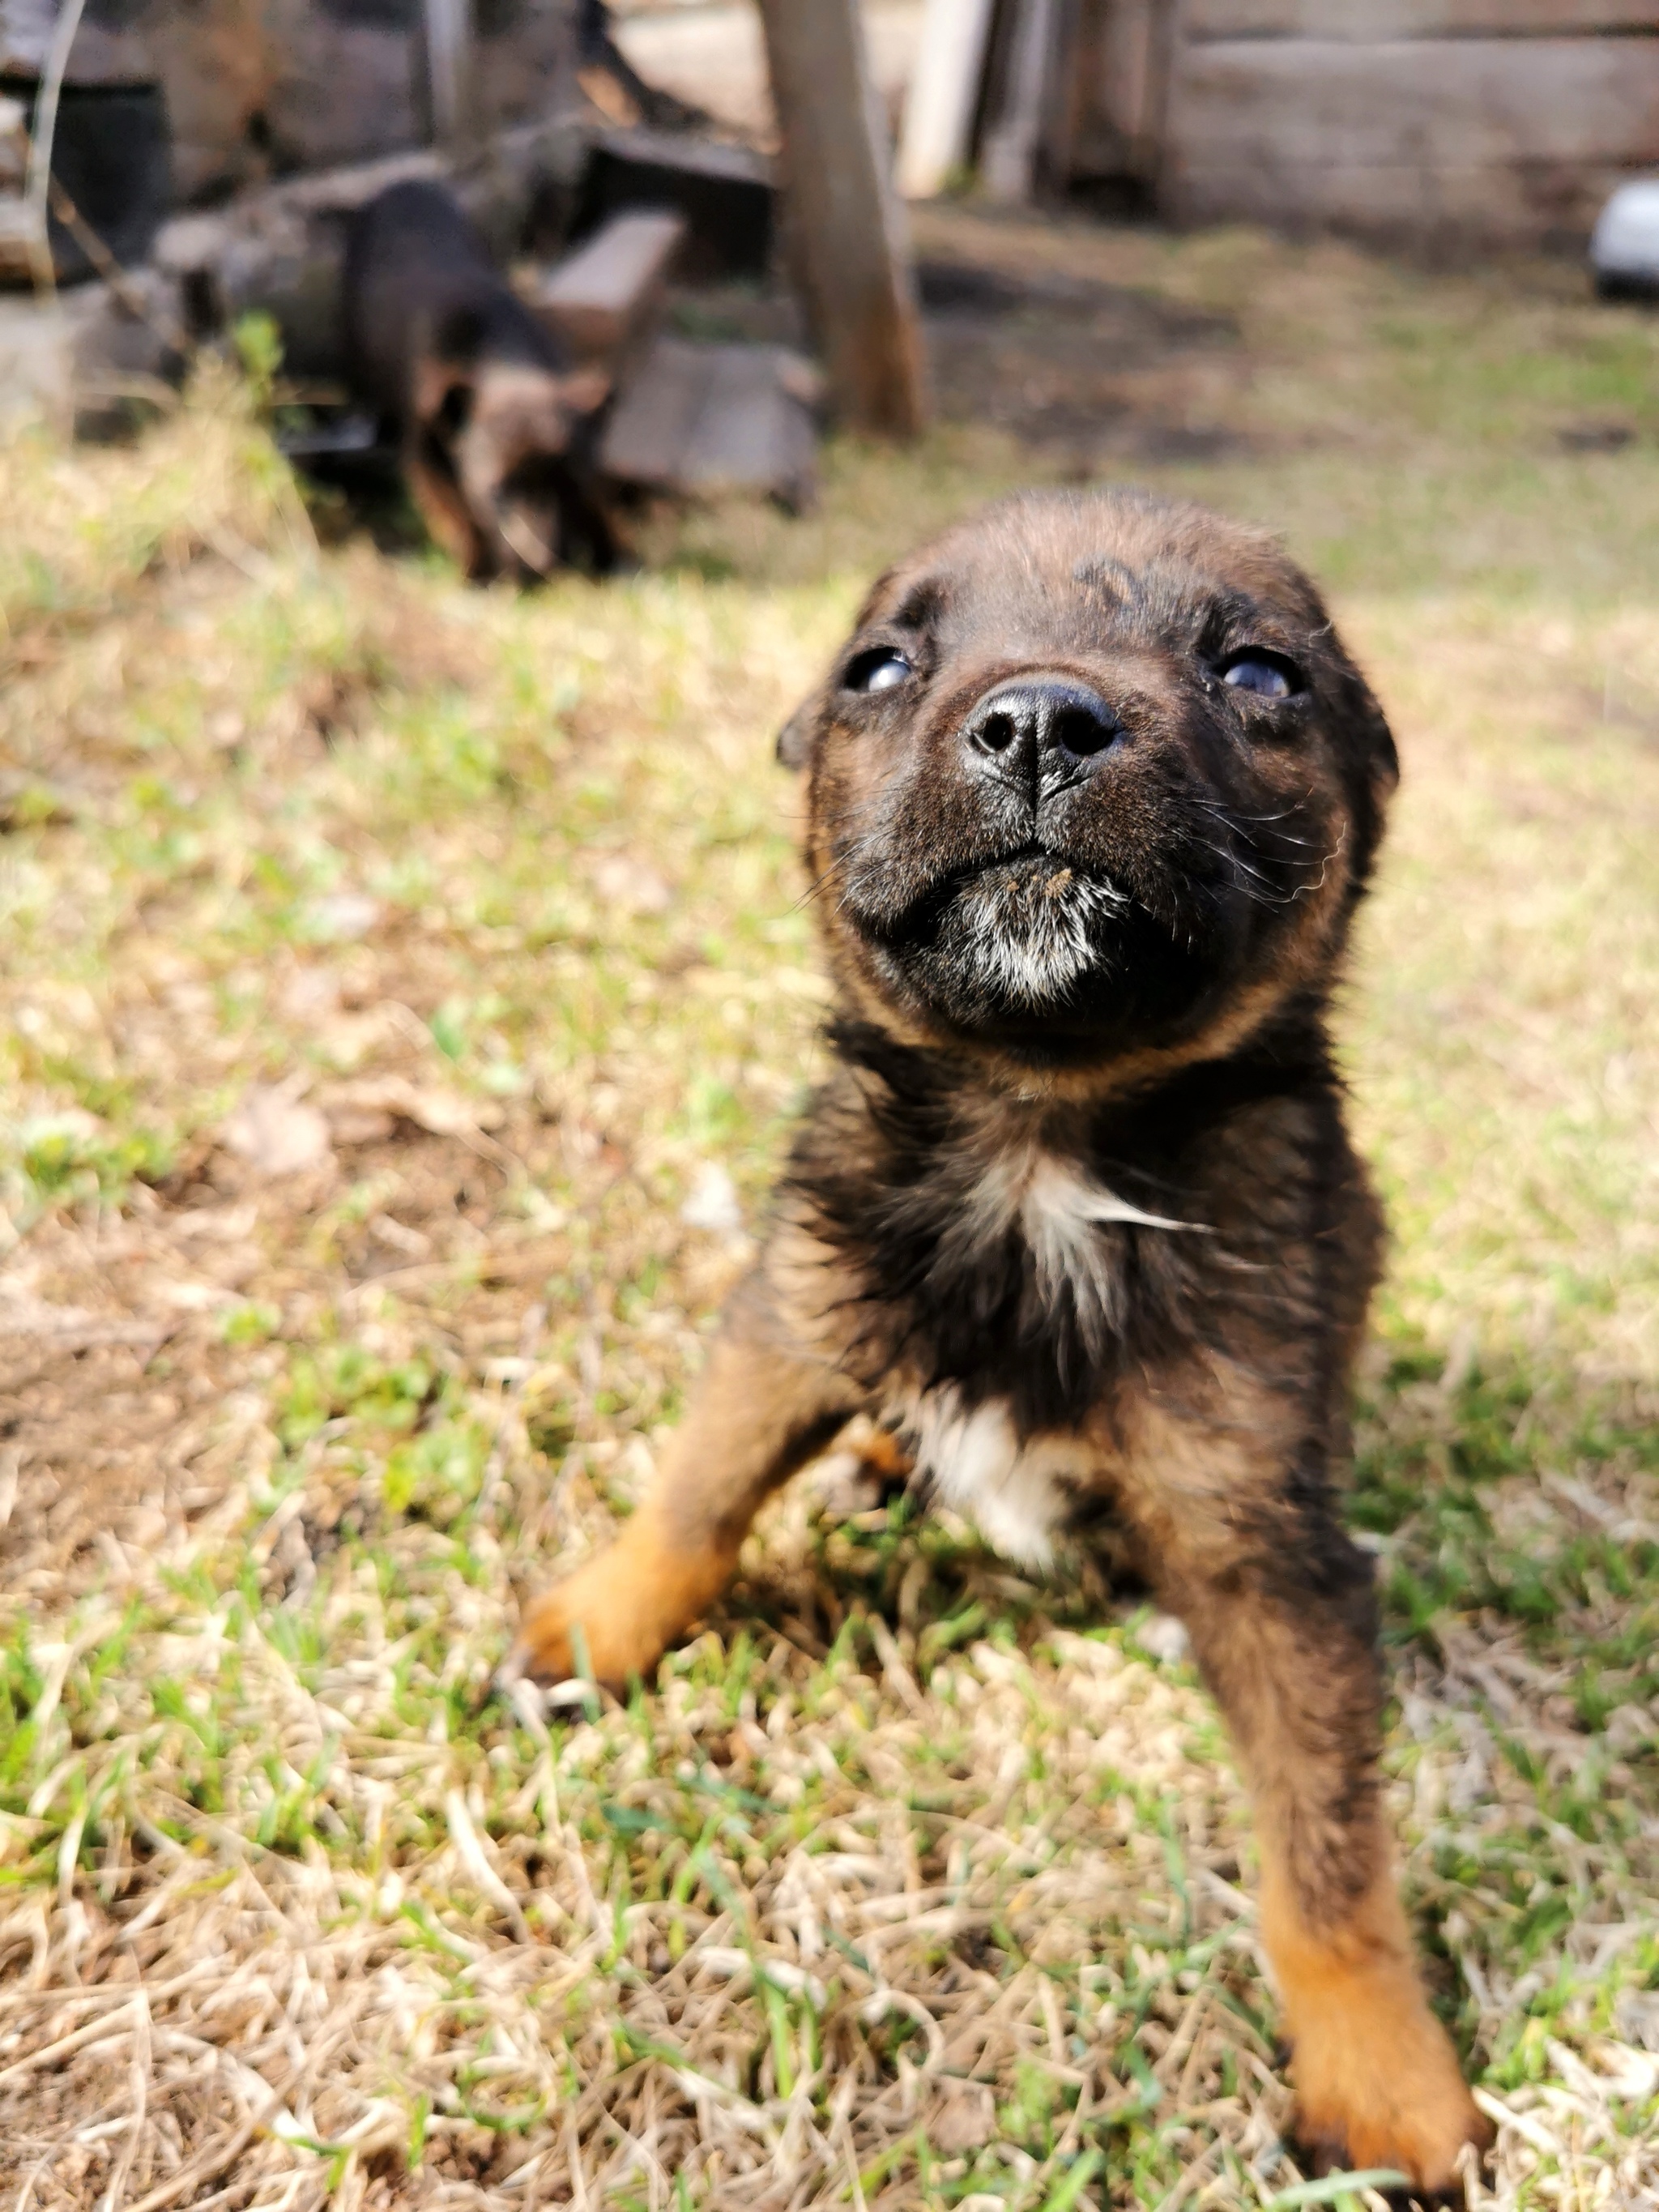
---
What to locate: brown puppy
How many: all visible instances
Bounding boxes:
[509,489,1490,2193]
[344,182,617,583]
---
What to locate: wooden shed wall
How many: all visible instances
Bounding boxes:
[1066,0,1659,246]
[0,0,579,205]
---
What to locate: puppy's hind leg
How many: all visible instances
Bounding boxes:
[507,1279,862,1691]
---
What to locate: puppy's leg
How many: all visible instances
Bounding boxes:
[406,441,487,578]
[509,1288,860,1689]
[560,472,626,576]
[1119,1410,1489,2194]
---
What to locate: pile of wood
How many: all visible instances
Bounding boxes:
[144,133,819,512]
[0,0,931,519]
[900,0,1659,251]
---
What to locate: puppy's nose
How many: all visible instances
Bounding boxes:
[962,677,1120,779]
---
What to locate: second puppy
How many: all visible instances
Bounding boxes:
[343,181,617,582]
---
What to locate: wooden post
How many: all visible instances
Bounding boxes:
[757,0,928,439]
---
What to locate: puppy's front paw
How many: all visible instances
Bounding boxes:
[1291,2001,1491,2200]
[505,1555,671,1690]
[503,1518,740,1693]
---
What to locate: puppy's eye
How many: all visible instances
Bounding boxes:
[845,647,912,694]
[1220,652,1299,700]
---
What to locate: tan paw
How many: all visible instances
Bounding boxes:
[504,1563,667,1689]
[1292,2008,1491,2199]
[502,1523,736,1693]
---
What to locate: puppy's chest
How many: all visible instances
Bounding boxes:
[897,1387,1098,1569]
[875,1154,1190,1555]
[838,1134,1210,1432]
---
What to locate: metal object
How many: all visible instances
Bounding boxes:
[1591,176,1659,296]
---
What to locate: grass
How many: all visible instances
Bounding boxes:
[0,205,1655,2210]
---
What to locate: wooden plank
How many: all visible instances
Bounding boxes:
[424,0,477,152]
[527,210,685,367]
[757,0,928,438]
[1182,0,1659,39]
[1165,36,1659,175]
[599,335,710,487]
[1060,0,1177,181]
[599,336,818,506]
[680,345,817,505]
[982,0,1065,202]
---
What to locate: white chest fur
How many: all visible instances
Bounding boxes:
[889,1150,1203,1565]
[1017,1151,1198,1292]
[890,1147,1197,1566]
[904,1388,1094,1569]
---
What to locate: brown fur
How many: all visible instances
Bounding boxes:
[507,490,1490,2193]
[344,181,619,583]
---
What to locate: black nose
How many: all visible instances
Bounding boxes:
[962,677,1120,778]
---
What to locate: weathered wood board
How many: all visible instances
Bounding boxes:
[1181,0,1659,37]
[898,0,997,198]
[527,209,684,367]
[1163,32,1659,241]
[598,335,818,509]
[757,0,928,437]
[1052,0,1659,242]
[1059,0,1172,183]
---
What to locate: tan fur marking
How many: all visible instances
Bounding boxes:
[406,451,485,577]
[1261,1862,1491,2193]
[513,1510,737,1688]
[511,1293,861,1689]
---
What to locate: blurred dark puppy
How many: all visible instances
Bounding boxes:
[509,489,1489,2193]
[343,181,616,581]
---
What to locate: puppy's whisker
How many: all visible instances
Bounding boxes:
[793,841,868,914]
[1191,796,1325,850]
[1187,837,1308,910]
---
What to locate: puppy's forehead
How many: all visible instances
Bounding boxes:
[862,492,1316,638]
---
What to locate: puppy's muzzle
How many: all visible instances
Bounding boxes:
[962,676,1122,802]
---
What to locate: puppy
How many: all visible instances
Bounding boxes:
[509,489,1490,2192]
[343,181,617,581]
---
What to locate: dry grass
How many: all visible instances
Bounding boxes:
[0,210,1655,2211]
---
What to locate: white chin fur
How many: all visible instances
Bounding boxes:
[953,868,1124,1008]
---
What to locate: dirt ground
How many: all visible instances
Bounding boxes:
[0,201,1655,2211]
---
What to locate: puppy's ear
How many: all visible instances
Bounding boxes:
[1337,662,1399,794]
[1363,692,1400,795]
[775,693,818,771]
[558,364,612,417]
[1333,666,1400,888]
